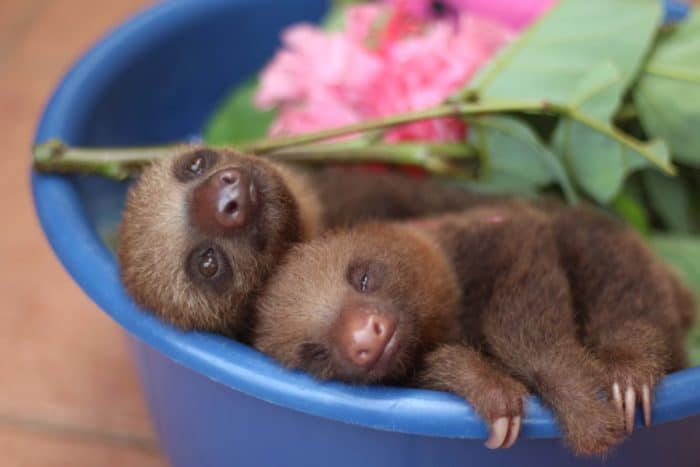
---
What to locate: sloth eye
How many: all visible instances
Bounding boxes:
[347,260,385,294]
[360,274,370,292]
[186,242,232,292]
[198,249,219,278]
[188,155,205,176]
[174,149,220,182]
[299,343,329,362]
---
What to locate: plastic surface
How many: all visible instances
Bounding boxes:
[31,1,700,466]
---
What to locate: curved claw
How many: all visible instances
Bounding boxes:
[612,383,623,419]
[503,416,521,449]
[642,384,652,427]
[485,417,509,449]
[624,386,636,433]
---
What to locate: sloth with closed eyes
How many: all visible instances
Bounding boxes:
[252,202,696,456]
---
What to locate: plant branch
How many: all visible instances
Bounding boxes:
[238,100,544,154]
[32,140,178,180]
[32,138,477,181]
[33,97,675,179]
[565,106,675,174]
[268,141,478,178]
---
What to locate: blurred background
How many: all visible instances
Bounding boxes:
[0,1,166,465]
[2,1,699,466]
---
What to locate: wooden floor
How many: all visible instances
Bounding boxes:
[0,1,167,465]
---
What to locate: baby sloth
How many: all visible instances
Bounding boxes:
[118,146,484,338]
[253,204,696,456]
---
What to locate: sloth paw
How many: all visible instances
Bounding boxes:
[561,396,625,457]
[593,339,665,432]
[599,356,661,432]
[469,378,527,450]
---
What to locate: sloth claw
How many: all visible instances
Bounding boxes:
[485,416,521,450]
[504,416,521,448]
[624,386,636,433]
[612,383,624,418]
[642,384,652,427]
[612,381,654,433]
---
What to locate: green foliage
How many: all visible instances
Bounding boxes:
[463,0,674,203]
[468,0,661,102]
[203,80,276,146]
[651,236,700,291]
[611,188,651,236]
[551,62,669,202]
[635,11,700,166]
[643,170,697,233]
[651,235,700,364]
[469,116,577,203]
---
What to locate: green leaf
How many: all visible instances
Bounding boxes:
[643,170,697,233]
[555,125,670,203]
[634,12,700,166]
[323,3,348,31]
[611,188,651,235]
[650,234,700,364]
[467,0,662,103]
[470,116,578,203]
[552,62,671,203]
[462,171,541,197]
[650,235,700,298]
[203,80,276,146]
[463,0,665,203]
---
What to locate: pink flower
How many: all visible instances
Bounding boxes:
[268,96,362,138]
[367,15,512,141]
[255,4,515,142]
[255,23,383,110]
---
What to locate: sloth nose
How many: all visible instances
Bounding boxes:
[190,168,258,235]
[334,306,397,370]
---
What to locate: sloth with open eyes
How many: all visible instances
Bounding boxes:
[252,203,696,456]
[118,146,488,337]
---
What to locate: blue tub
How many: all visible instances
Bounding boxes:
[32,1,700,466]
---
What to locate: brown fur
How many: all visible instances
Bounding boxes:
[119,147,309,336]
[118,146,487,337]
[310,167,493,227]
[252,201,696,456]
[417,344,528,423]
[554,207,696,389]
[254,222,462,384]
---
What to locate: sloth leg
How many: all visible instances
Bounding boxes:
[482,216,623,456]
[555,207,688,432]
[417,344,527,449]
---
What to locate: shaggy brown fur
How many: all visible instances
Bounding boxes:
[254,222,462,384]
[252,202,696,456]
[118,146,485,337]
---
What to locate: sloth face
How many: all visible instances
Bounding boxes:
[118,148,315,336]
[253,223,461,384]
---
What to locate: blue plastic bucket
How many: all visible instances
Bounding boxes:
[32,1,700,466]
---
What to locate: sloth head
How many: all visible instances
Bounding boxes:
[253,223,461,384]
[118,147,321,336]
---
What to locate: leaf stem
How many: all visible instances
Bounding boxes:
[32,140,178,180]
[268,141,478,178]
[33,97,675,179]
[239,100,544,154]
[565,106,675,174]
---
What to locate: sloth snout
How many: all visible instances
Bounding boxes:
[190,168,258,235]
